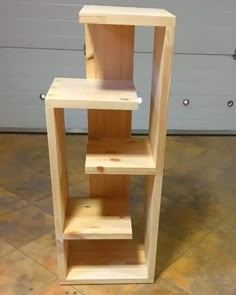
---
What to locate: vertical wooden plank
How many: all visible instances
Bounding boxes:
[145,26,175,279]
[85,24,134,198]
[149,26,175,169]
[45,107,68,278]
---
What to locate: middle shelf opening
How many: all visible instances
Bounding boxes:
[86,137,156,175]
[63,197,132,240]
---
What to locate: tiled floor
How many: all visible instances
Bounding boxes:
[0,134,235,295]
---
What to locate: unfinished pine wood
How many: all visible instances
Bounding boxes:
[46,78,139,110]
[45,107,68,278]
[63,197,132,240]
[149,27,175,169]
[85,24,134,199]
[45,108,68,233]
[80,5,175,27]
[86,137,156,175]
[61,241,149,284]
[145,26,175,279]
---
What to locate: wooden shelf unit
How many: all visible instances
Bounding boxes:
[46,5,175,284]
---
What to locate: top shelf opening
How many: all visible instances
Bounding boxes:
[79,5,175,27]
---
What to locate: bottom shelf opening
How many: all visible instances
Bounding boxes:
[63,240,148,283]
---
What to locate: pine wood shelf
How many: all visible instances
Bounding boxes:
[63,197,132,240]
[46,4,175,285]
[86,137,156,175]
[79,5,175,27]
[46,78,139,110]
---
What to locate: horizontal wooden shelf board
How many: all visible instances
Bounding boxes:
[63,197,132,240]
[86,137,156,175]
[45,78,138,110]
[64,240,148,283]
[79,5,175,27]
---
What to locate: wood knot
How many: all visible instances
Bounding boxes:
[110,158,120,162]
[97,166,104,173]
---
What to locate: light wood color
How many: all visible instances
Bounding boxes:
[46,78,139,110]
[45,107,68,279]
[45,5,175,284]
[85,23,134,199]
[86,137,156,175]
[62,241,149,284]
[80,5,176,27]
[63,197,132,240]
[145,26,175,279]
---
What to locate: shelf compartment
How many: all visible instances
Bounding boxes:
[62,240,149,284]
[45,78,139,110]
[63,197,132,240]
[86,137,156,175]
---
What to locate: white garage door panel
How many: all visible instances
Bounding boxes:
[1,1,235,54]
[0,48,86,130]
[132,53,236,132]
[1,48,235,131]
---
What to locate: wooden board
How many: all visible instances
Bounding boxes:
[46,78,139,110]
[145,26,175,279]
[86,137,156,175]
[79,5,175,27]
[45,107,69,279]
[65,265,149,284]
[62,241,149,284]
[63,197,132,240]
[85,24,134,199]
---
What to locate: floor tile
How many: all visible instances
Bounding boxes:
[0,204,54,248]
[36,281,77,295]
[20,232,56,273]
[197,223,236,263]
[0,239,15,258]
[0,170,51,202]
[0,249,56,295]
[130,278,190,295]
[159,201,220,244]
[161,241,236,295]
[33,195,54,215]
[0,186,28,217]
[155,230,191,275]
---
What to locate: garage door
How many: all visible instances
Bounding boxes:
[1,0,236,132]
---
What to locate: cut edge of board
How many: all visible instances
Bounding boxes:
[79,5,176,27]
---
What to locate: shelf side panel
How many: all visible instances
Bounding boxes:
[145,26,175,278]
[45,107,69,278]
[85,24,134,198]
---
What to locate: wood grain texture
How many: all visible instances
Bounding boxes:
[45,108,68,233]
[86,137,156,175]
[149,26,175,169]
[45,107,68,279]
[46,78,138,110]
[85,23,135,199]
[80,5,175,27]
[145,25,175,279]
[63,197,132,240]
